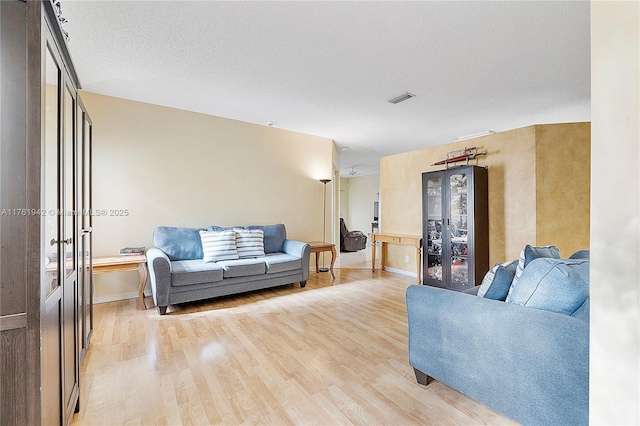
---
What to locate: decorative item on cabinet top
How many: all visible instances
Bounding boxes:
[432,146,487,168]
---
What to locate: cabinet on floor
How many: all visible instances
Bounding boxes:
[421,166,489,291]
[0,1,93,424]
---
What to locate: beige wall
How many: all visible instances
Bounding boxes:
[590,1,640,423]
[380,122,590,279]
[80,92,335,302]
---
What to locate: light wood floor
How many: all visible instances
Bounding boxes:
[334,248,372,270]
[72,268,515,425]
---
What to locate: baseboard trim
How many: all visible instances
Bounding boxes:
[383,266,418,279]
[94,291,150,305]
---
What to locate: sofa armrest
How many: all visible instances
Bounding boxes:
[406,285,589,426]
[282,240,311,281]
[146,247,172,308]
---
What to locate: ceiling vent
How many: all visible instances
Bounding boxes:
[388,92,416,104]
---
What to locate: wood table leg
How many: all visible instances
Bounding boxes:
[329,246,336,279]
[371,241,377,272]
[381,242,387,271]
[137,262,148,310]
[315,252,320,273]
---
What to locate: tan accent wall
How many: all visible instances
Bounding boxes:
[79,92,335,302]
[380,122,590,278]
[535,123,591,254]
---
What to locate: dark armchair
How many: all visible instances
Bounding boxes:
[340,218,367,252]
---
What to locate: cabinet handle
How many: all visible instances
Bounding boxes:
[50,238,73,246]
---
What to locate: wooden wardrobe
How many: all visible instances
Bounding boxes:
[0,1,93,424]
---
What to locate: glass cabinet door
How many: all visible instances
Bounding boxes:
[77,98,93,359]
[42,42,63,426]
[449,173,469,287]
[424,173,444,284]
[44,45,60,297]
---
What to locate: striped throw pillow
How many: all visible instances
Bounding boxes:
[235,229,265,258]
[199,230,239,262]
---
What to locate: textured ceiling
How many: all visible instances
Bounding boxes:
[62,1,590,177]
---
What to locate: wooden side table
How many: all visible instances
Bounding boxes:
[370,233,422,283]
[93,254,149,310]
[307,241,336,279]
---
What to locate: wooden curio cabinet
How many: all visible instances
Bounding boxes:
[0,1,92,424]
[422,166,489,291]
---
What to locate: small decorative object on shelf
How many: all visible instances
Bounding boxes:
[120,247,145,256]
[432,146,487,168]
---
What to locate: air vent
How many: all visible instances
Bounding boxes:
[388,92,416,104]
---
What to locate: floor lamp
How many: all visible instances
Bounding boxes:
[319,178,331,272]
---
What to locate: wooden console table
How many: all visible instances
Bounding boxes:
[308,241,336,279]
[370,233,422,283]
[93,255,148,310]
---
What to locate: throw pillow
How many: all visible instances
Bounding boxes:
[207,225,243,232]
[571,297,590,322]
[506,244,560,299]
[199,230,239,262]
[476,260,518,300]
[153,226,205,261]
[505,258,590,316]
[569,249,590,260]
[247,224,287,253]
[235,229,265,258]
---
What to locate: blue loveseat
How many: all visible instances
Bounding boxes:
[406,246,590,425]
[146,224,310,315]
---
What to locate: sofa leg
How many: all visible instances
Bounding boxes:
[414,368,434,386]
[157,306,167,315]
[300,280,307,288]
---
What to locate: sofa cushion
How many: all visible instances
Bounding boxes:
[154,226,204,261]
[569,249,590,260]
[216,258,266,278]
[236,229,265,258]
[506,258,590,316]
[200,230,239,262]
[247,224,286,254]
[507,244,560,299]
[262,253,302,274]
[477,260,518,300]
[171,260,224,287]
[207,225,243,231]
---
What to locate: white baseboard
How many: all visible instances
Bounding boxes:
[94,291,150,305]
[383,266,418,279]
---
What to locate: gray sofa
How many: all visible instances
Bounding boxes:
[146,224,310,315]
[406,246,590,425]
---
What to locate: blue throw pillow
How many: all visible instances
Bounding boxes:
[507,244,560,299]
[569,249,590,260]
[207,225,243,232]
[247,224,286,253]
[571,297,590,322]
[153,226,204,260]
[505,258,590,316]
[477,260,518,300]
